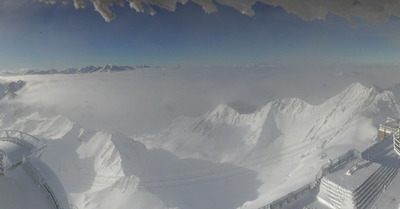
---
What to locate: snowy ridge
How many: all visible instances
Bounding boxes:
[0,100,259,209]
[135,82,400,208]
[24,64,153,75]
[0,101,147,207]
[140,83,400,165]
[1,78,400,209]
[144,103,271,162]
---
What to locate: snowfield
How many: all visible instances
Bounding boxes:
[0,68,399,209]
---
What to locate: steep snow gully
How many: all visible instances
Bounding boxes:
[0,78,399,209]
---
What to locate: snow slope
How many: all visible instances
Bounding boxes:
[138,82,400,207]
[0,94,260,209]
[0,71,399,209]
[140,83,398,163]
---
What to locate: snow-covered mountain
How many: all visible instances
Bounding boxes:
[136,82,400,207]
[139,83,399,163]
[24,64,152,75]
[0,100,259,209]
[63,64,136,74]
[0,75,399,209]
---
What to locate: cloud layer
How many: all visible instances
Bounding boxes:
[6,64,400,136]
[37,0,400,23]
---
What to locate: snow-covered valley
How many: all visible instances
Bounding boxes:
[0,68,400,209]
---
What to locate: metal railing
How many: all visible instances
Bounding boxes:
[0,130,66,208]
[315,149,361,182]
[22,158,64,209]
[259,183,312,209]
[0,130,42,151]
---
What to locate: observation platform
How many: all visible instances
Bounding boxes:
[0,130,70,209]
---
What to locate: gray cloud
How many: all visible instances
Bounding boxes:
[36,0,400,23]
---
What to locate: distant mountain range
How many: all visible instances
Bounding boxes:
[24,64,154,75]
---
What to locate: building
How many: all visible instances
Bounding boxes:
[377,117,400,157]
[317,159,398,208]
[377,117,398,141]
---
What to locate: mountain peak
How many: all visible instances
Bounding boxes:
[141,82,400,163]
[347,82,376,94]
[210,103,237,115]
[203,104,240,125]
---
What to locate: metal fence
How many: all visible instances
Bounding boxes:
[315,149,361,183]
[0,130,67,208]
[260,183,313,209]
[0,130,42,151]
[22,158,64,209]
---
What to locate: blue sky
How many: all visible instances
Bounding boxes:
[0,1,400,71]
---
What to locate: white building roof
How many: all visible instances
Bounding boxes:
[322,159,381,192]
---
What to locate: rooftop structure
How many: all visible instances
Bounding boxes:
[262,133,400,209]
[318,159,398,208]
[377,117,400,157]
[378,117,399,140]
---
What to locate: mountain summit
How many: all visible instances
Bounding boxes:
[139,83,399,164]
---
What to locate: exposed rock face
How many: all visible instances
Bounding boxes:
[6,80,26,98]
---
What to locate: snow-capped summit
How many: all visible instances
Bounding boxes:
[139,83,399,164]
[1,72,400,209]
[76,65,99,73]
[98,64,134,72]
[24,64,152,75]
[0,101,259,209]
